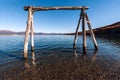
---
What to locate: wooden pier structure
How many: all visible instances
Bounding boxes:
[23,6,98,59]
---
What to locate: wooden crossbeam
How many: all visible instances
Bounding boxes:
[24,6,89,12]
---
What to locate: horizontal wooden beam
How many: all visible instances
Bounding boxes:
[24,6,89,12]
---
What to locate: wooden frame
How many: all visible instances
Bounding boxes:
[23,6,98,59]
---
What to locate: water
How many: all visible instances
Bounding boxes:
[0,35,120,65]
[0,35,120,79]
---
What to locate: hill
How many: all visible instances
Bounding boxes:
[0,21,120,36]
[0,30,16,35]
[0,30,63,35]
[65,21,120,38]
[93,21,120,37]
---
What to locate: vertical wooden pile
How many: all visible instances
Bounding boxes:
[24,7,34,59]
[73,6,98,50]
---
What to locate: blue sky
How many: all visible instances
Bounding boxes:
[0,0,120,33]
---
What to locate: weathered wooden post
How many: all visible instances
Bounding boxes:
[31,12,34,52]
[30,12,35,64]
[73,6,98,50]
[82,7,86,50]
[85,13,98,50]
[73,11,82,48]
[24,7,32,59]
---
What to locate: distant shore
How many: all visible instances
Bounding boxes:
[0,21,120,38]
[0,30,64,35]
[65,21,120,38]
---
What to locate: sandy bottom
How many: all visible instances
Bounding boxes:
[0,52,120,80]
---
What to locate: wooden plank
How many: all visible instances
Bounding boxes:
[24,6,89,11]
[85,13,98,50]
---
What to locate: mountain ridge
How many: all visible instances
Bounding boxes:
[93,21,120,37]
[0,21,120,36]
[0,30,64,35]
[65,21,120,36]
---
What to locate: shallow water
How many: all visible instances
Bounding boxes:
[0,35,120,79]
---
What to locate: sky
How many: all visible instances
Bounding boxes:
[0,0,120,33]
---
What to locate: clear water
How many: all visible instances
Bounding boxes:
[0,35,120,70]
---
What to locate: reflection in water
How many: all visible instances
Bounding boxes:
[31,51,36,65]
[92,49,98,61]
[73,49,78,58]
[24,51,36,69]
[24,58,31,68]
[73,49,78,63]
[73,48,98,62]
[23,52,37,80]
[82,48,87,60]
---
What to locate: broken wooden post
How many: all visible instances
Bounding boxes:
[24,7,32,59]
[82,7,86,50]
[73,11,82,48]
[85,13,98,50]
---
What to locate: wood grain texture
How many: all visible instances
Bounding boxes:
[24,6,89,11]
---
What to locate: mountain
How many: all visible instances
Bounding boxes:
[0,30,16,35]
[1,21,120,36]
[0,30,26,35]
[0,30,64,35]
[93,21,120,37]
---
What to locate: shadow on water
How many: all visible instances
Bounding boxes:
[24,48,98,69]
[1,49,120,80]
[24,51,36,69]
[0,47,98,73]
[73,48,98,63]
[21,49,101,80]
[96,36,120,46]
